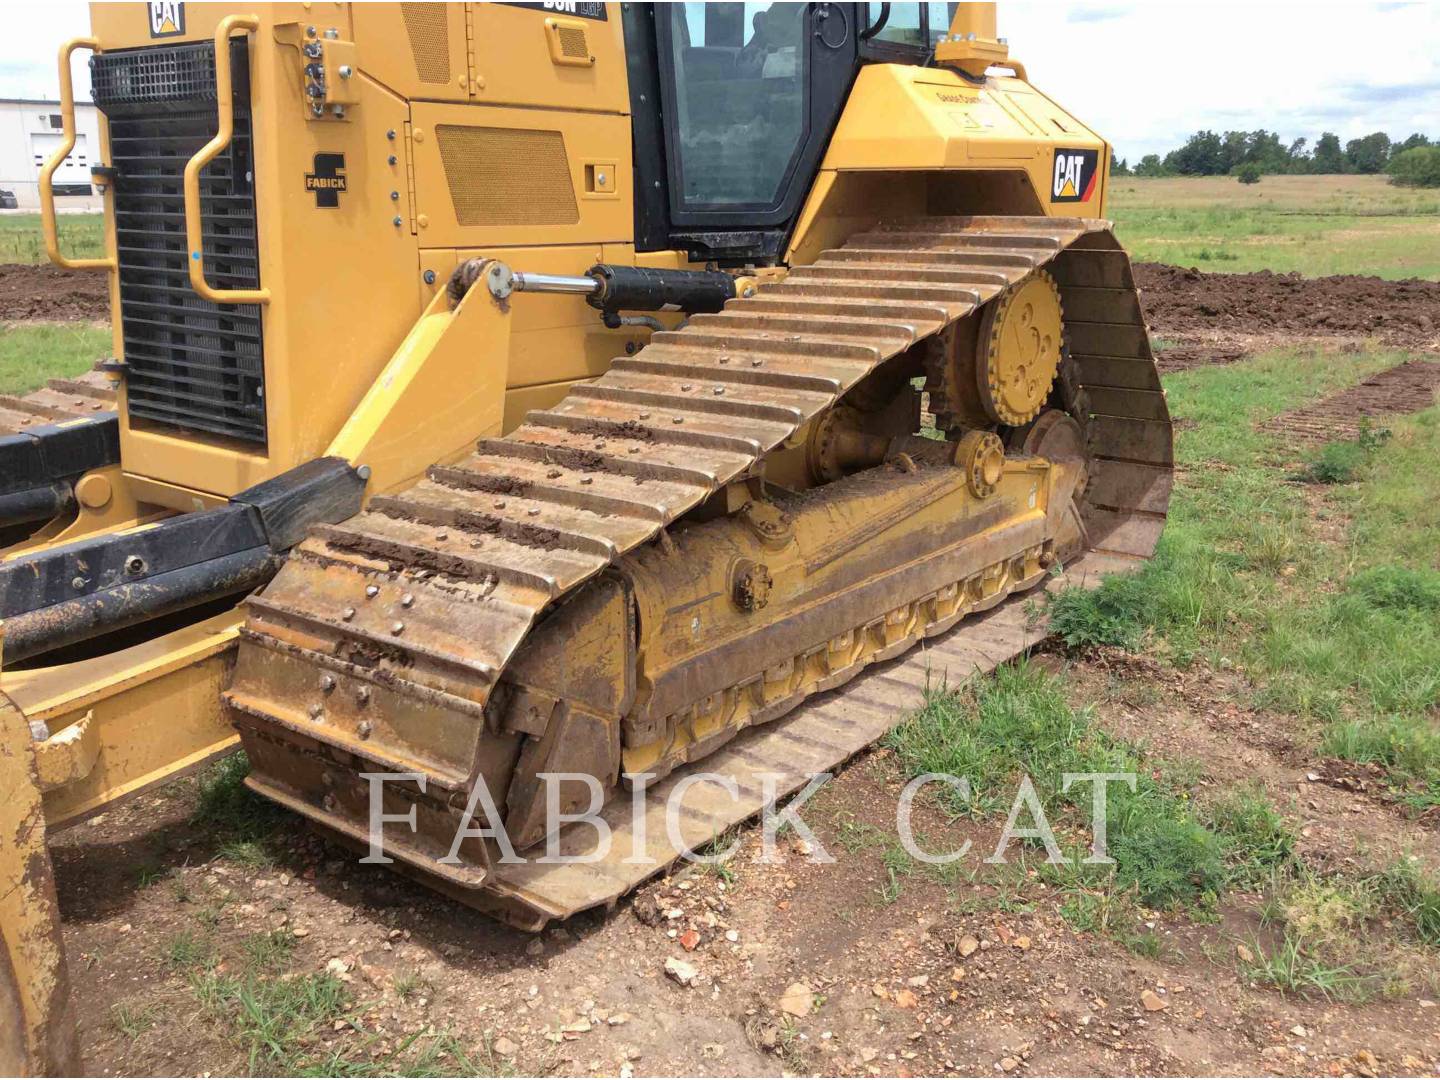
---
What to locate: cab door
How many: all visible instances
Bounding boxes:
[628,3,858,260]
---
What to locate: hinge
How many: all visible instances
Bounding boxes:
[464,3,479,97]
[403,120,418,235]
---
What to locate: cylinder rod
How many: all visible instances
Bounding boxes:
[511,272,600,296]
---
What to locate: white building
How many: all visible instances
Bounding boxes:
[0,97,102,211]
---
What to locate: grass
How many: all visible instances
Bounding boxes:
[167,924,499,1076]
[1109,175,1440,278]
[0,212,105,265]
[886,660,1232,912]
[1240,857,1440,1001]
[111,1002,159,1040]
[1046,347,1440,807]
[191,752,289,856]
[0,321,111,394]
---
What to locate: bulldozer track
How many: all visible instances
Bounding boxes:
[0,368,115,437]
[226,215,1173,924]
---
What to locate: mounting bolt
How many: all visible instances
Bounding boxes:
[400,593,414,607]
[388,154,397,165]
[306,24,317,36]
[390,190,399,200]
[324,27,339,38]
[338,64,352,78]
[365,585,380,598]
[341,606,356,621]
[356,720,373,740]
[387,128,396,140]
[390,621,405,635]
[309,703,323,718]
[392,215,403,226]
[356,464,372,481]
[71,575,86,591]
[423,269,436,284]
[356,686,371,705]
[123,554,147,575]
[319,674,336,692]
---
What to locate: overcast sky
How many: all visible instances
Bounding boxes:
[7,2,1437,162]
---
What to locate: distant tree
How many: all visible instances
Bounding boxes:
[1112,157,1130,176]
[1133,153,1166,177]
[1312,132,1346,173]
[1387,146,1440,187]
[1221,130,1249,173]
[1345,131,1392,174]
[1392,133,1431,158]
[1165,130,1224,175]
[1235,162,1262,184]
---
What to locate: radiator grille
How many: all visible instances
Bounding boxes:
[92,42,266,446]
[436,125,579,227]
[402,3,452,84]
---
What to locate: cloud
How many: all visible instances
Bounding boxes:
[1338,79,1440,104]
[1066,6,1129,23]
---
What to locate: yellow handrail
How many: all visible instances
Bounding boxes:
[40,37,114,271]
[184,14,270,305]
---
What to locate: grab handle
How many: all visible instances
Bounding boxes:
[184,14,270,305]
[40,38,115,271]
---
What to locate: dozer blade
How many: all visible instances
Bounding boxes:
[1,368,118,542]
[225,216,1173,927]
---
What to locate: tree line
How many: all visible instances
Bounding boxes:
[1113,129,1439,186]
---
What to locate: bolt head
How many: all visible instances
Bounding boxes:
[365,584,380,598]
[342,606,356,621]
[400,593,414,607]
[392,215,403,226]
[423,269,436,284]
[390,621,405,635]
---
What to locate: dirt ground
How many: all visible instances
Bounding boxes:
[0,263,110,322]
[1263,359,1440,443]
[53,645,1440,1078]
[22,259,1440,1077]
[1133,263,1440,370]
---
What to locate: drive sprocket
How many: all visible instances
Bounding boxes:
[924,268,1065,433]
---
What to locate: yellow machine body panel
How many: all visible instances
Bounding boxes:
[85,2,646,506]
[789,62,1109,263]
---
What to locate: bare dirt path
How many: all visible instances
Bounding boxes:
[1262,359,1440,443]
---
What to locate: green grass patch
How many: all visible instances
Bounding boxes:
[886,661,1228,912]
[0,212,105,265]
[1046,347,1440,803]
[191,752,292,869]
[1109,175,1440,278]
[0,321,111,394]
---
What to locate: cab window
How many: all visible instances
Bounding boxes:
[662,2,809,209]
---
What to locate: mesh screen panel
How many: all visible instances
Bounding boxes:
[436,125,579,227]
[402,3,452,84]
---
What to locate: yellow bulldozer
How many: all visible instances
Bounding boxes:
[1,2,1171,1071]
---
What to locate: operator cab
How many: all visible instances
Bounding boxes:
[627,2,957,263]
